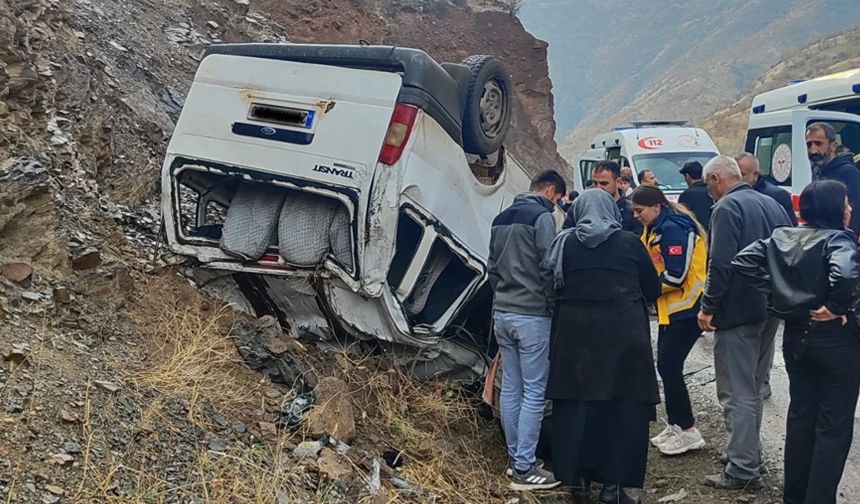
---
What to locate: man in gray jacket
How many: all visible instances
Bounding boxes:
[488,169,565,491]
[697,156,791,490]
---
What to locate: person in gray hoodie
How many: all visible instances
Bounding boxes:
[488,169,566,491]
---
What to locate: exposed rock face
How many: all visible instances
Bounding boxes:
[0,0,567,280]
[0,159,68,276]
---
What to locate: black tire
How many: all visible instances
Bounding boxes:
[461,55,512,155]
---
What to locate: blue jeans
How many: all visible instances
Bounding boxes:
[494,311,551,472]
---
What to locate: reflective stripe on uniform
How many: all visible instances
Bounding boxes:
[667,279,705,311]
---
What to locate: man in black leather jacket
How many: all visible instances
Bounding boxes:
[697,155,791,491]
[732,180,860,504]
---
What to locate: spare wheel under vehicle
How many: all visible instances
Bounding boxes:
[461,55,513,156]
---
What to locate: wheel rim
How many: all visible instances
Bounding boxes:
[479,79,507,139]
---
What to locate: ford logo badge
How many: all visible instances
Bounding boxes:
[260,126,277,136]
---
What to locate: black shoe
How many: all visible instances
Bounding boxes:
[703,471,762,490]
[599,485,641,504]
[572,490,593,504]
[572,478,592,504]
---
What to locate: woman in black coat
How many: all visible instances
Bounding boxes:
[733,180,860,504]
[544,189,661,504]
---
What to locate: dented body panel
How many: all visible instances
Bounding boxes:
[160,45,532,380]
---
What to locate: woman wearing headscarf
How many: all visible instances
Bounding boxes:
[733,180,860,504]
[630,185,708,456]
[544,189,661,504]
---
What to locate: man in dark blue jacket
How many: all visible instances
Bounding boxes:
[488,170,565,491]
[736,152,796,401]
[678,161,713,232]
[807,122,860,233]
[737,153,797,226]
[697,155,791,491]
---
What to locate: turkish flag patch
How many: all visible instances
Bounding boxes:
[668,245,683,256]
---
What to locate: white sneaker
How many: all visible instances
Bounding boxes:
[657,426,706,456]
[650,424,678,447]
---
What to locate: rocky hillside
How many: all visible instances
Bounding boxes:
[702,25,860,154]
[0,0,568,502]
[518,0,860,158]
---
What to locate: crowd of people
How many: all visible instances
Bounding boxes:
[487,122,860,504]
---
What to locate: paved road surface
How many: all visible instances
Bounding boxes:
[667,321,860,503]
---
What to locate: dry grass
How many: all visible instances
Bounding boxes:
[68,275,321,503]
[340,352,512,503]
[73,435,324,503]
[127,276,256,426]
[37,274,525,502]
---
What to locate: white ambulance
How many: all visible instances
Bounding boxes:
[744,68,860,211]
[574,121,720,200]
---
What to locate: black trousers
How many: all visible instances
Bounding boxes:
[783,321,860,504]
[657,317,701,430]
[551,399,651,488]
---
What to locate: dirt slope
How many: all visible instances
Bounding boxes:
[0,0,565,502]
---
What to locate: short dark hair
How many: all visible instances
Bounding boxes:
[530,169,567,195]
[568,190,578,200]
[637,169,653,184]
[799,180,847,229]
[680,161,703,179]
[592,160,621,179]
[620,174,634,184]
[806,122,837,143]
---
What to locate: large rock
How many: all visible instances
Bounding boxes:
[307,377,355,442]
[1,262,32,284]
[317,448,353,483]
[0,159,69,277]
[71,247,101,271]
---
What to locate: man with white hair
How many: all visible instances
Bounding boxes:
[697,155,791,490]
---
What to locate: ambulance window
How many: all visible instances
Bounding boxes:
[808,120,860,159]
[747,126,792,187]
[606,147,622,161]
[812,97,860,116]
[579,160,596,187]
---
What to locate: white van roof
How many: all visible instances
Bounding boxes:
[589,124,719,157]
[751,68,860,115]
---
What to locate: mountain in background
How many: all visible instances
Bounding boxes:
[518,0,860,158]
[703,25,860,153]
